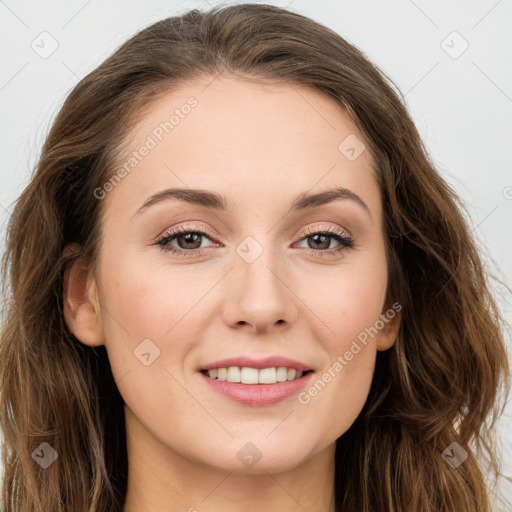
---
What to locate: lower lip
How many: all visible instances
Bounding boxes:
[199,371,314,406]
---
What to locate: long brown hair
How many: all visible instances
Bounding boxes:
[1,4,510,511]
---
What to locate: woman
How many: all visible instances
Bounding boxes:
[0,4,509,511]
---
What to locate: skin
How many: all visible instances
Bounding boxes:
[63,75,401,512]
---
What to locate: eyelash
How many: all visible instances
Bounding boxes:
[154,224,355,259]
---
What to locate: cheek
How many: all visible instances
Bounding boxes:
[96,252,195,384]
[300,253,387,426]
[97,259,202,431]
[298,319,378,443]
[100,250,210,338]
[306,250,388,346]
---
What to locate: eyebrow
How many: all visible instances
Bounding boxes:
[133,186,371,218]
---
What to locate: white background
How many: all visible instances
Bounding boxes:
[1,0,511,508]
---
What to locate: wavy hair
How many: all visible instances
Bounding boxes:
[1,4,510,511]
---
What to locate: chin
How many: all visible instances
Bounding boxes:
[187,436,315,474]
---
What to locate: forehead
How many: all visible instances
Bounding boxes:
[101,75,381,223]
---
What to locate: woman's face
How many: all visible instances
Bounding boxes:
[66,75,400,474]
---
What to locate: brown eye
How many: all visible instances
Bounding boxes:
[294,226,354,258]
[155,225,219,256]
[306,233,332,250]
[175,232,203,250]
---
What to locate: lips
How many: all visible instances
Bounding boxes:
[199,370,314,406]
[197,355,315,405]
[199,356,314,373]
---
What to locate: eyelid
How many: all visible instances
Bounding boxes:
[295,224,353,243]
[154,221,355,257]
[153,222,220,245]
[155,222,351,245]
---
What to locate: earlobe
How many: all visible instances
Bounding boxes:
[376,307,401,352]
[62,245,105,347]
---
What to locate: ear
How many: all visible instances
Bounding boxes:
[62,244,105,347]
[376,302,402,352]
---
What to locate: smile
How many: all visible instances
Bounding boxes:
[201,366,311,384]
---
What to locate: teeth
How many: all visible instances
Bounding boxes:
[240,367,259,384]
[258,367,276,384]
[205,366,308,384]
[276,367,288,382]
[226,366,241,383]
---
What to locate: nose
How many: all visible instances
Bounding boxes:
[221,243,299,335]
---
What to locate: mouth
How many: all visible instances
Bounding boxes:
[200,367,314,384]
[198,366,314,405]
[197,357,316,406]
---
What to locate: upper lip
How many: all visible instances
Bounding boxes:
[200,356,314,373]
